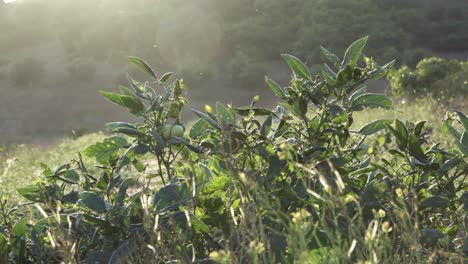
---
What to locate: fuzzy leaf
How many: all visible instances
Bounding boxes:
[358,119,391,135]
[78,192,107,213]
[265,76,287,99]
[342,36,368,68]
[128,56,157,79]
[281,54,311,80]
[82,136,128,163]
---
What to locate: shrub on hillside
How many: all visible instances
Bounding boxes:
[9,57,46,86]
[388,57,467,98]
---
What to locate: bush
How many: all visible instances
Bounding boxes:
[1,39,466,263]
[67,57,97,81]
[9,57,46,86]
[431,65,468,99]
[388,57,467,98]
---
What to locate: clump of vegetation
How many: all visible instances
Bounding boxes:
[3,0,467,88]
[388,57,468,98]
[0,38,466,263]
[9,57,46,86]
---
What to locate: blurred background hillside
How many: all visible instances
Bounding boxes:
[0,0,467,144]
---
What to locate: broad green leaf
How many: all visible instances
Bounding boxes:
[342,36,368,68]
[260,115,273,137]
[437,156,461,174]
[128,56,157,79]
[168,137,203,153]
[17,185,45,202]
[307,85,324,107]
[216,102,235,126]
[323,63,337,78]
[265,76,287,99]
[0,233,9,263]
[118,86,134,96]
[12,217,28,237]
[408,134,427,163]
[278,102,302,117]
[126,74,146,95]
[234,107,278,117]
[61,170,80,184]
[82,136,128,163]
[159,72,173,83]
[442,121,464,154]
[204,176,230,194]
[414,121,427,136]
[322,64,336,85]
[192,109,222,130]
[151,130,166,152]
[100,91,145,116]
[454,111,468,129]
[461,131,468,147]
[152,182,189,210]
[336,65,353,87]
[320,46,340,67]
[327,104,347,125]
[281,54,311,80]
[189,118,210,139]
[11,217,28,260]
[350,93,392,111]
[394,119,408,150]
[112,127,145,137]
[348,86,367,103]
[106,122,136,130]
[116,178,138,206]
[100,91,124,105]
[358,119,391,135]
[78,191,107,213]
[188,214,210,234]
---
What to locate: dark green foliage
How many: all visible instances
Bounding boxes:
[2,0,467,87]
[1,38,466,263]
[388,57,468,98]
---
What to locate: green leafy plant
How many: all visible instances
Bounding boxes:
[2,38,466,263]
